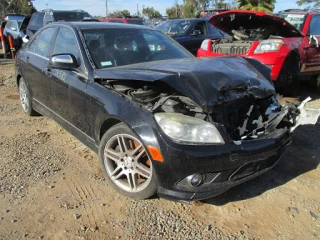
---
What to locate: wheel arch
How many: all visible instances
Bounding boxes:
[99,117,122,141]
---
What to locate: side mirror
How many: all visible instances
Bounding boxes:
[309,35,319,48]
[49,54,79,70]
[191,30,201,36]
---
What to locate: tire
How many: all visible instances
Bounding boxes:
[18,78,38,116]
[310,75,320,94]
[276,55,300,97]
[98,123,158,199]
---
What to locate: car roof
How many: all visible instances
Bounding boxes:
[47,21,153,30]
[166,18,201,21]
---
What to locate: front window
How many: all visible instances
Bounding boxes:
[53,27,80,63]
[309,15,320,35]
[81,28,192,69]
[277,13,307,31]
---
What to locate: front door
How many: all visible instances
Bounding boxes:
[304,14,320,73]
[48,27,90,135]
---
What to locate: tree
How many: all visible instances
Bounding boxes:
[0,0,36,21]
[109,10,131,17]
[213,0,226,9]
[142,7,162,19]
[237,0,276,13]
[166,0,183,18]
[183,0,198,17]
[296,0,320,9]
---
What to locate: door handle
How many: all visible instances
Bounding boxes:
[43,67,52,77]
[26,56,29,63]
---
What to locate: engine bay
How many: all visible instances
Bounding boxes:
[101,80,299,141]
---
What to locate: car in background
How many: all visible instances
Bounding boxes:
[197,10,320,95]
[101,16,144,25]
[155,18,231,55]
[3,16,31,51]
[143,20,154,27]
[15,21,303,202]
[1,13,27,52]
[4,13,26,21]
[26,9,95,38]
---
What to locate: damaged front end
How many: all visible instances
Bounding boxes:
[100,77,300,143]
[94,57,317,201]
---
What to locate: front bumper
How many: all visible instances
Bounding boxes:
[153,128,291,201]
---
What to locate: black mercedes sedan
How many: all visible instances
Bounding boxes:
[15,22,299,201]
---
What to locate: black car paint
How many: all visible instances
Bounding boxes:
[94,57,274,113]
[16,22,293,201]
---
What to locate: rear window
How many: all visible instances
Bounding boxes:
[126,19,144,25]
[29,12,45,27]
[53,11,93,21]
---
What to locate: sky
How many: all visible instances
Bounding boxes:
[31,0,301,17]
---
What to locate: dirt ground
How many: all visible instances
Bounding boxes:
[0,62,319,240]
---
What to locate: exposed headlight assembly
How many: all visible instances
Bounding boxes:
[254,39,284,53]
[154,113,225,144]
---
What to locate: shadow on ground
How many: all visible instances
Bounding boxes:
[204,123,320,206]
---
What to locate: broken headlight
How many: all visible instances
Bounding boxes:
[154,113,225,144]
[254,39,284,53]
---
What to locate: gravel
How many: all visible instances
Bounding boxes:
[0,131,67,198]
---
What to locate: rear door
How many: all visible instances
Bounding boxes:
[21,27,57,107]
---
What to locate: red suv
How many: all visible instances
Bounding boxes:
[101,16,144,25]
[197,10,320,95]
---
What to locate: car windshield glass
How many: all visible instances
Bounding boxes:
[127,19,144,25]
[81,28,192,69]
[53,11,93,21]
[155,20,193,35]
[277,13,307,30]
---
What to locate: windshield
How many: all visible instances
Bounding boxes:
[277,13,307,31]
[81,28,193,69]
[155,20,193,35]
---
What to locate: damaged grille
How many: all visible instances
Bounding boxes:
[211,97,284,140]
[212,41,252,55]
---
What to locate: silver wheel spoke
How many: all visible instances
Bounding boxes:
[105,148,121,163]
[110,166,122,178]
[131,143,142,156]
[136,163,151,179]
[104,133,153,193]
[128,173,138,190]
[117,135,128,153]
[112,168,125,180]
[134,148,145,160]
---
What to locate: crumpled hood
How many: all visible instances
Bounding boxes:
[209,10,303,37]
[94,57,275,113]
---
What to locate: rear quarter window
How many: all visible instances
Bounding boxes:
[29,12,45,27]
